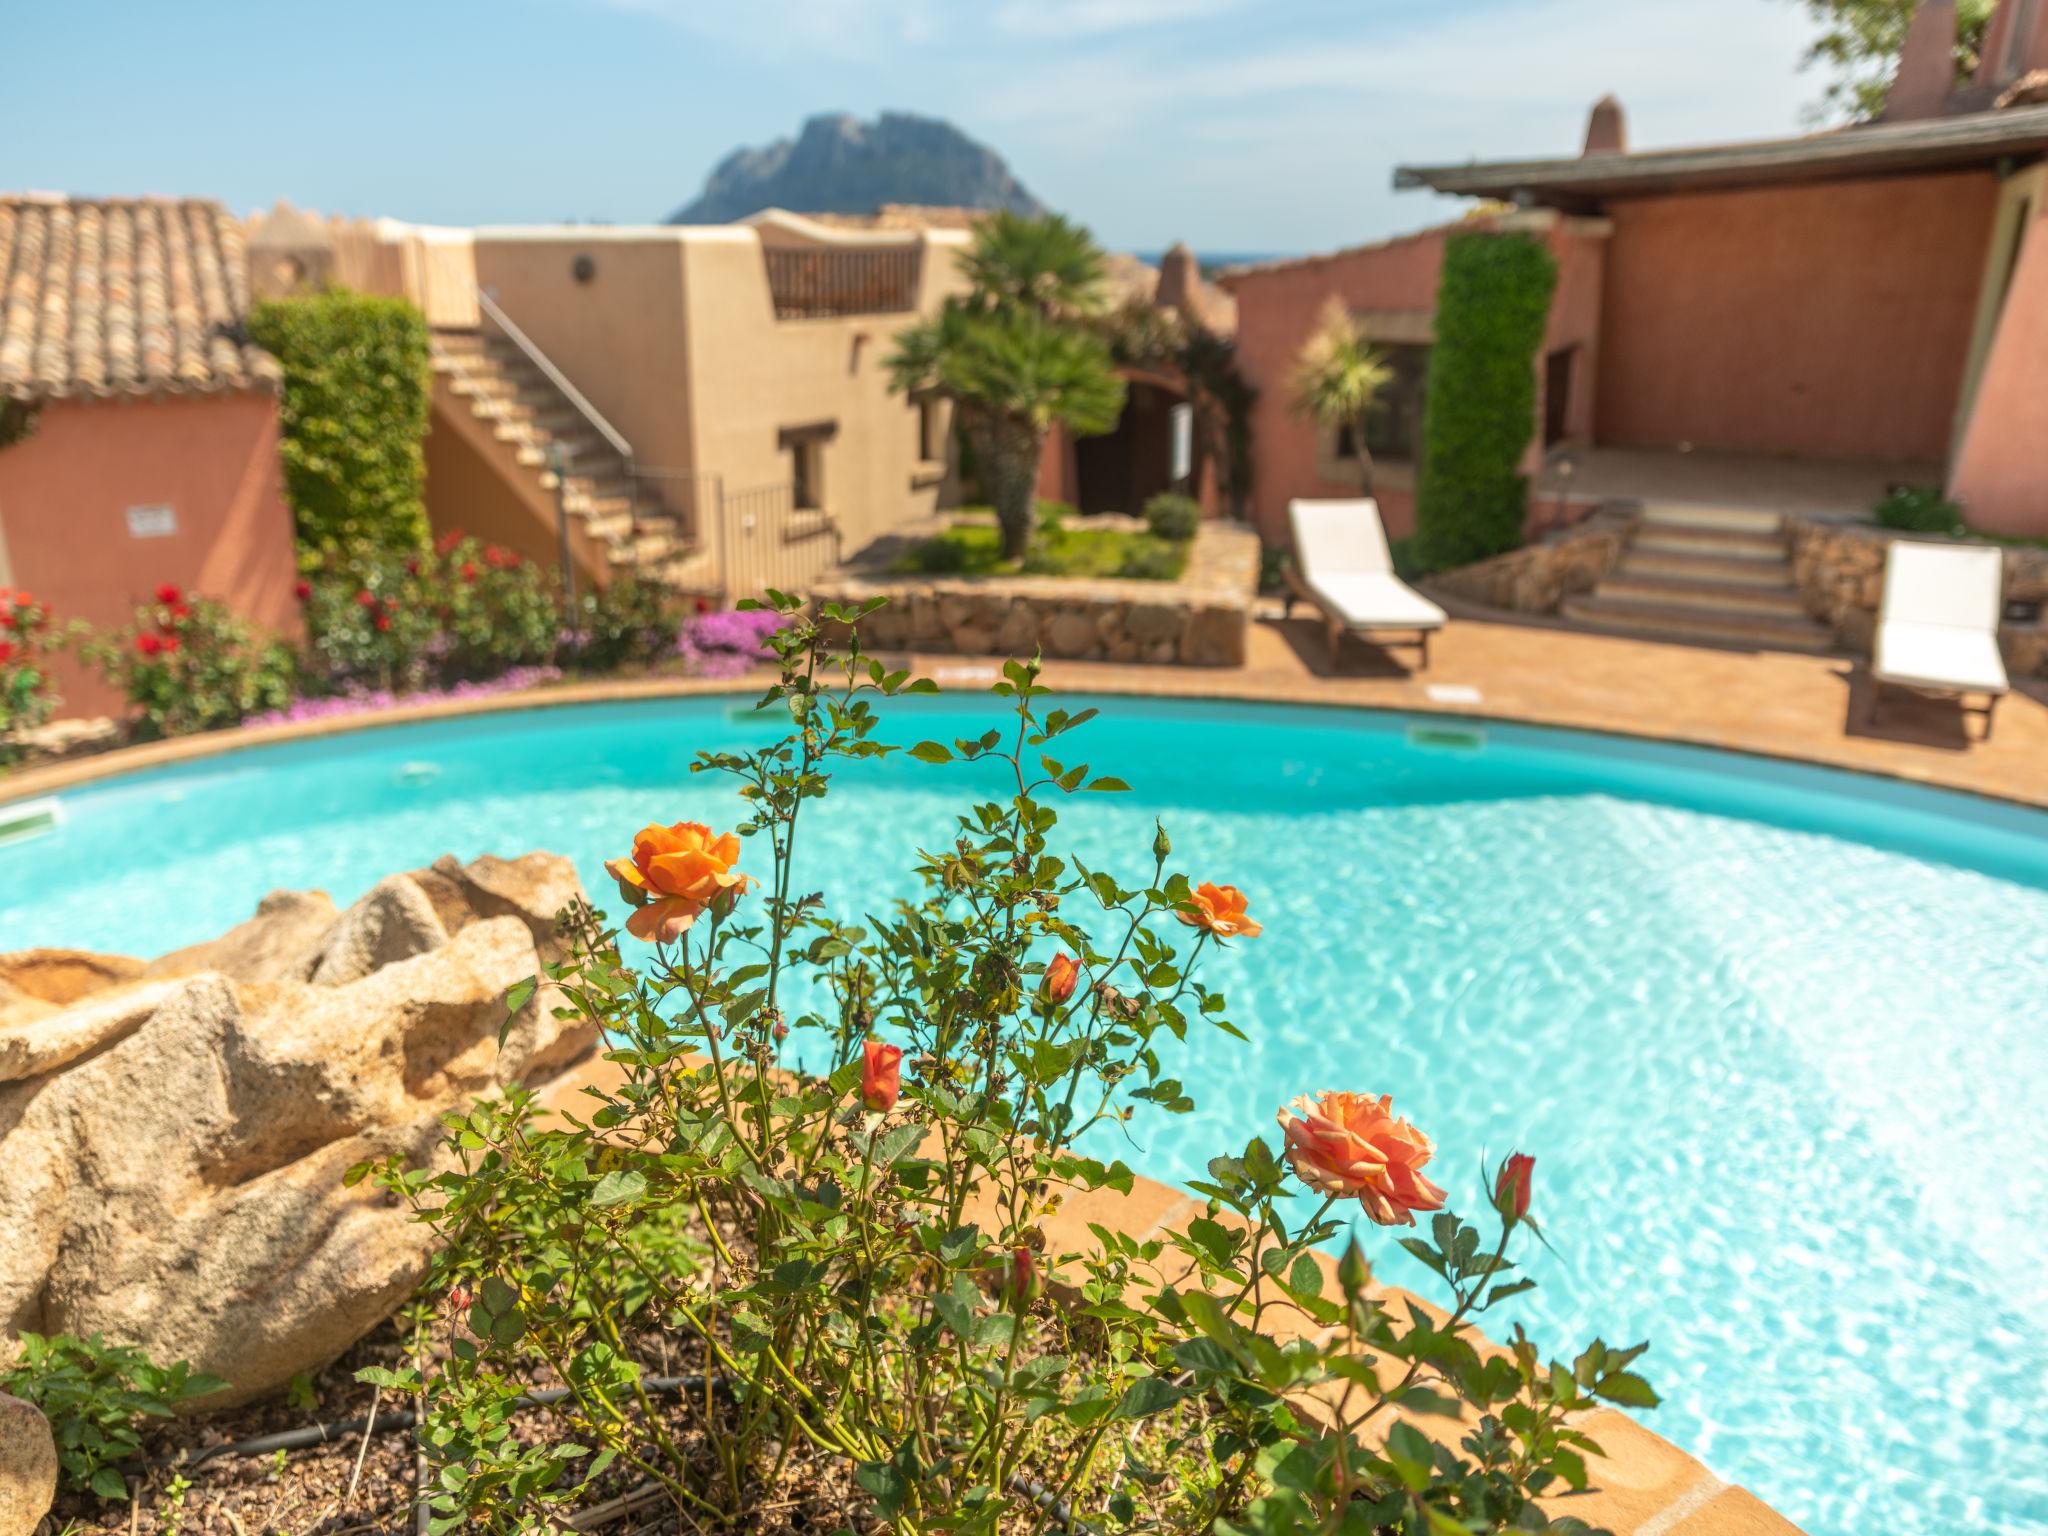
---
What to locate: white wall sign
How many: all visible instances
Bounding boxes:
[126,504,178,539]
[1170,403,1194,484]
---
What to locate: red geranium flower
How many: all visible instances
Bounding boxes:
[135,632,164,657]
[460,562,479,582]
[161,634,181,655]
[155,582,182,605]
[0,640,15,664]
[694,597,711,615]
[293,579,312,602]
[374,612,392,632]
[163,602,190,626]
[436,528,465,555]
[355,590,379,609]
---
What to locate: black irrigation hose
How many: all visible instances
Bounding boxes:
[133,1372,1086,1531]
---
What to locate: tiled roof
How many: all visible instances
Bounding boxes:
[0,194,280,402]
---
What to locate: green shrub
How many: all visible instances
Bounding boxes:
[1413,231,1558,573]
[1036,498,1076,535]
[1115,541,1184,580]
[248,289,433,561]
[1,588,63,764]
[1257,543,1291,594]
[899,533,972,575]
[565,572,685,673]
[1142,490,1202,542]
[2,1332,226,1500]
[86,585,295,739]
[1874,484,1967,537]
[304,534,561,692]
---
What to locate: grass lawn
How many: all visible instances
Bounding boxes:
[890,522,1188,582]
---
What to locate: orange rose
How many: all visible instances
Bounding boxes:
[1178,882,1261,939]
[1042,953,1079,1005]
[605,821,753,942]
[860,1038,903,1113]
[1276,1091,1447,1226]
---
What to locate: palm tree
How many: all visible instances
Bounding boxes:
[1289,299,1392,488]
[890,214,1125,559]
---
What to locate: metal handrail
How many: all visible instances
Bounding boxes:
[474,288,636,470]
[430,334,546,458]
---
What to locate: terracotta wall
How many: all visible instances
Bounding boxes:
[1948,195,2048,537]
[1227,217,1606,548]
[1595,174,2000,462]
[0,392,298,717]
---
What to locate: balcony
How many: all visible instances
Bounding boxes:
[763,246,922,320]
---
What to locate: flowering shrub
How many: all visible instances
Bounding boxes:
[86,586,294,739]
[303,533,558,692]
[240,666,562,729]
[674,603,783,678]
[564,571,686,673]
[357,596,1656,1535]
[0,587,62,762]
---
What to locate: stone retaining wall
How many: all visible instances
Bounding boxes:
[1426,507,1638,614]
[1789,518,2048,675]
[812,522,1260,667]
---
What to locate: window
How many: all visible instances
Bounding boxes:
[791,439,823,512]
[1361,343,1431,463]
[917,395,944,463]
[779,420,838,512]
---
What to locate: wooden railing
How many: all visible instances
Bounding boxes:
[763,247,922,319]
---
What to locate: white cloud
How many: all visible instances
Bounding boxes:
[587,0,946,58]
[992,0,1251,38]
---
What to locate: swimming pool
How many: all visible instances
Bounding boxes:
[4,694,2045,1534]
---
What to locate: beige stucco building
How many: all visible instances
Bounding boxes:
[251,206,971,598]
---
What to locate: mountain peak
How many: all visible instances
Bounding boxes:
[668,111,1044,225]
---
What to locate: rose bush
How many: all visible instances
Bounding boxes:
[355,594,1658,1536]
[85,586,295,739]
[0,587,63,762]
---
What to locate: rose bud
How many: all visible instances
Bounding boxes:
[1001,1246,1042,1313]
[1042,953,1079,1005]
[860,1039,903,1113]
[1495,1152,1535,1225]
[1336,1233,1372,1298]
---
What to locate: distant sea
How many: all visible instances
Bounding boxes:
[1132,250,1291,275]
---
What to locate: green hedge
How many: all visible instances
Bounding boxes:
[1413,232,1557,572]
[249,290,432,560]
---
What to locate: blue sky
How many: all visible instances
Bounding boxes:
[6,0,1826,255]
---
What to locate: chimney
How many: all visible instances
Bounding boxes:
[1157,242,1200,314]
[1582,96,1627,157]
[1886,0,1958,120]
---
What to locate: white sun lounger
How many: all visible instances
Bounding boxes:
[1869,540,2008,740]
[1284,498,1445,670]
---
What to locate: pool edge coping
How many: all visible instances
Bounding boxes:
[4,662,2044,820]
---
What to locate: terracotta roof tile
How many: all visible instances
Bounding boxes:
[0,193,280,402]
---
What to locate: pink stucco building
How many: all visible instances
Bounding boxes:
[1225,0,2048,545]
[0,195,300,716]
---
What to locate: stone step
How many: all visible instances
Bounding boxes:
[1632,524,1787,560]
[1561,595,1836,653]
[1594,573,1812,617]
[1617,548,1798,587]
[1637,502,1786,536]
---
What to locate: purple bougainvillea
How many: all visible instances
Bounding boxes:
[675,607,784,679]
[242,667,563,729]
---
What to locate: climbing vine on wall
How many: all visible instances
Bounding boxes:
[1413,231,1557,573]
[248,289,433,563]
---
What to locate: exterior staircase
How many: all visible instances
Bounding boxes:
[429,328,714,590]
[1561,504,1836,653]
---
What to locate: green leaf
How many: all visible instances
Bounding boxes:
[588,1169,648,1208]
[1111,1377,1185,1419]
[909,741,954,764]
[1596,1370,1661,1409]
[90,1465,128,1501]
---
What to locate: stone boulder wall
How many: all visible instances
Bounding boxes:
[1788,517,2048,674]
[1427,508,1637,614]
[813,522,1260,667]
[0,852,598,1408]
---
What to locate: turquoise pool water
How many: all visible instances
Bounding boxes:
[4,695,2045,1534]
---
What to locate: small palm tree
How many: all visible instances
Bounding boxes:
[957,210,1108,322]
[890,213,1125,559]
[891,306,1124,560]
[1290,299,1392,487]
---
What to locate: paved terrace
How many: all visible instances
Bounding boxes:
[6,610,2044,809]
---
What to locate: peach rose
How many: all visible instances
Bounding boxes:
[605,821,753,942]
[860,1038,903,1113]
[1042,953,1080,1005]
[1177,882,1262,938]
[1276,1091,1447,1226]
